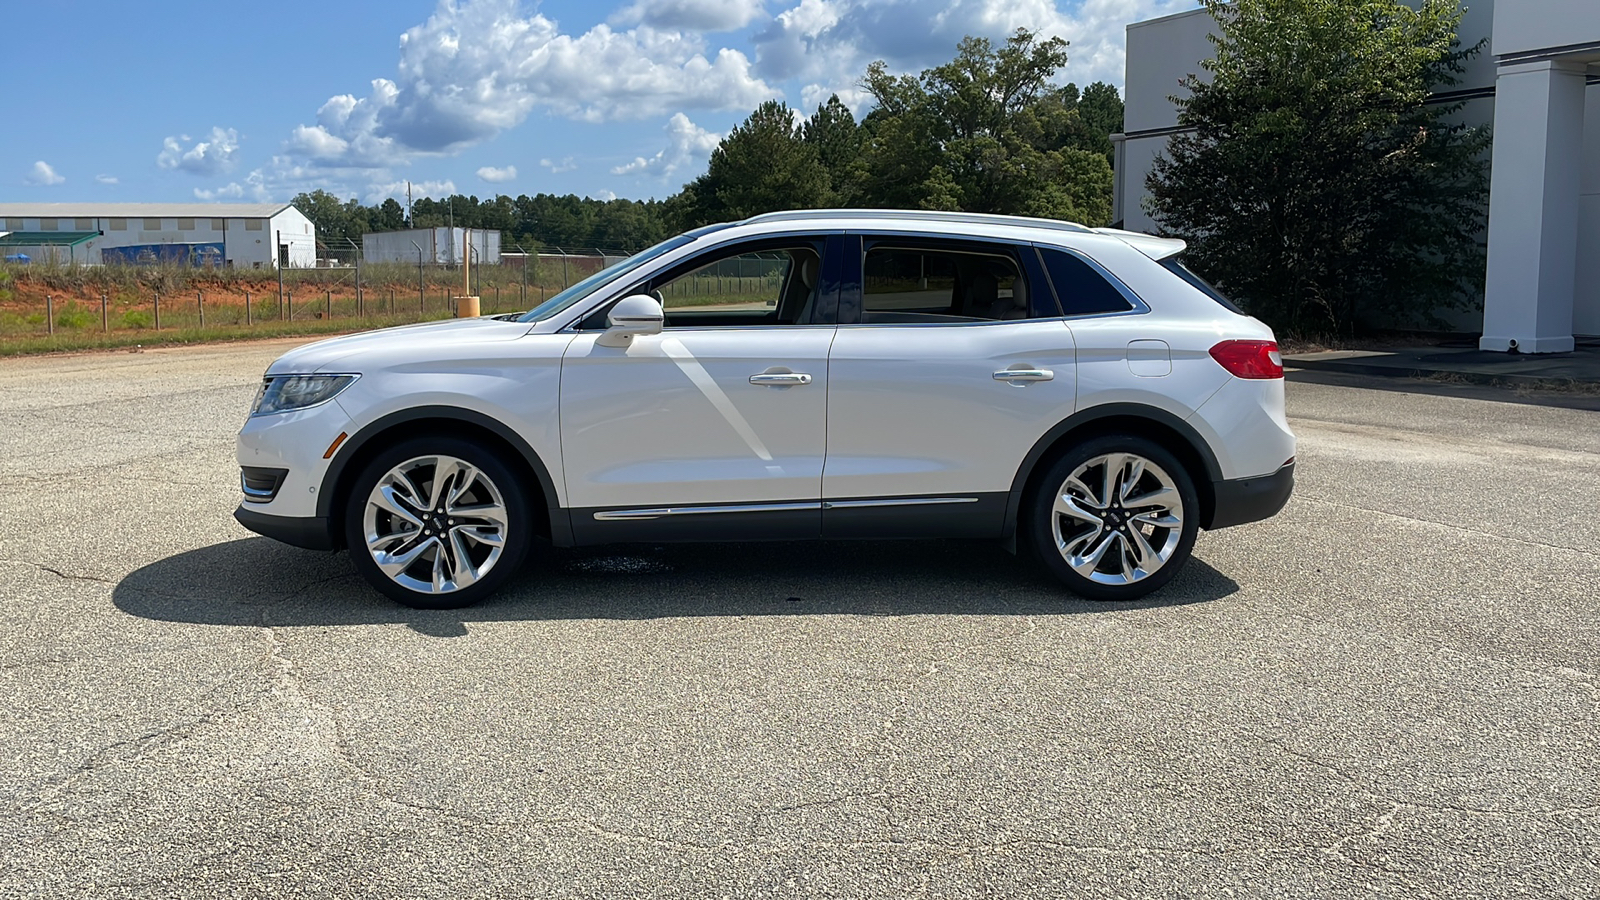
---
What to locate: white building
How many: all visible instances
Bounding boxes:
[362,227,501,266]
[1113,0,1599,350]
[0,203,315,268]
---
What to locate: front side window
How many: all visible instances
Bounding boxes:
[648,244,824,328]
[858,242,1039,323]
[518,232,698,323]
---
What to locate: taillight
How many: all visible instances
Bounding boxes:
[1209,340,1283,379]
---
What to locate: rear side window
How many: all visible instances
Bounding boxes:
[1039,248,1135,316]
[860,242,1042,323]
[1162,257,1244,314]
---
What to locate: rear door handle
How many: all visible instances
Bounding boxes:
[750,372,813,386]
[993,368,1054,383]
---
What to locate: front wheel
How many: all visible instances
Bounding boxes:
[343,436,532,609]
[1028,435,1199,601]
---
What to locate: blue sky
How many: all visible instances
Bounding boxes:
[6,0,1191,206]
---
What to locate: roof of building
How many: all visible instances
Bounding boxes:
[0,231,100,247]
[0,203,295,218]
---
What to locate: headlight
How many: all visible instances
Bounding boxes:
[250,374,358,417]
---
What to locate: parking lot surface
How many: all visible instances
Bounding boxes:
[1,340,1597,898]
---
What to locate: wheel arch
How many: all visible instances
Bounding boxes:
[1005,404,1224,541]
[318,406,571,549]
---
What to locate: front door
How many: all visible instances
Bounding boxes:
[560,237,838,542]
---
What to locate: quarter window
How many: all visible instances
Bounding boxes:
[1039,248,1135,316]
[861,245,1033,323]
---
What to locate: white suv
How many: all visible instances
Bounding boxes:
[236,210,1294,609]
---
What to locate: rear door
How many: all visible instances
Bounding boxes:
[821,234,1077,538]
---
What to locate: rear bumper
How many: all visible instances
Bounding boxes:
[234,506,335,551]
[1205,461,1294,530]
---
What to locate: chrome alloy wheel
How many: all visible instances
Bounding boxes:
[1050,452,1185,586]
[362,455,509,595]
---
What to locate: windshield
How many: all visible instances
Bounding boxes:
[516,227,722,323]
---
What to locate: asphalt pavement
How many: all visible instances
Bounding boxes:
[1,340,1597,898]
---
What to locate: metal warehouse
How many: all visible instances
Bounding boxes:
[0,203,316,268]
[362,227,501,267]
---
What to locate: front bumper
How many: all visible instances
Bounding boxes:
[1205,461,1294,530]
[234,506,336,551]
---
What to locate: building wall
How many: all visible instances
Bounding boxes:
[1493,0,1600,57]
[1114,0,1600,336]
[363,228,502,266]
[0,207,317,268]
[266,207,317,268]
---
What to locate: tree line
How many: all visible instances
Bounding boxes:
[293,29,1125,255]
[293,3,1488,338]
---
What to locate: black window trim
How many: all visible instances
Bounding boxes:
[1032,243,1152,321]
[842,231,1057,326]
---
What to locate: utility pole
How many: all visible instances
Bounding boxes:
[410,240,425,312]
[276,229,284,318]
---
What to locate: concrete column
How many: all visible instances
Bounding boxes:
[1481,59,1588,353]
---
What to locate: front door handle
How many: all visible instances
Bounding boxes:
[993,368,1054,383]
[750,372,813,386]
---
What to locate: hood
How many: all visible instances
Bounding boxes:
[265,317,531,375]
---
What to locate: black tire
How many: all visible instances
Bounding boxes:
[1027,433,1200,601]
[342,435,533,609]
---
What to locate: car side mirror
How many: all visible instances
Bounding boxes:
[596,294,664,347]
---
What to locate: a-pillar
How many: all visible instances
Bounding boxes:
[1480,59,1589,353]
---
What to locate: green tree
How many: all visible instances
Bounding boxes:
[855,30,1114,224]
[803,95,863,203]
[290,189,353,247]
[1145,0,1490,335]
[679,100,832,225]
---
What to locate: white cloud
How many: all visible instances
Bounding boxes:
[799,83,871,115]
[364,178,457,204]
[195,168,273,202]
[611,0,766,31]
[756,0,1191,96]
[477,164,518,183]
[592,189,618,201]
[24,160,65,186]
[194,183,244,200]
[284,0,775,169]
[540,157,577,173]
[156,127,242,176]
[95,174,119,185]
[612,113,721,178]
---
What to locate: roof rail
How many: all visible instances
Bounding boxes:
[741,208,1094,234]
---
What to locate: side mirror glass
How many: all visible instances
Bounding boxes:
[597,294,664,347]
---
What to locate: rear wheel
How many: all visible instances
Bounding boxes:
[1029,434,1199,601]
[343,436,532,609]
